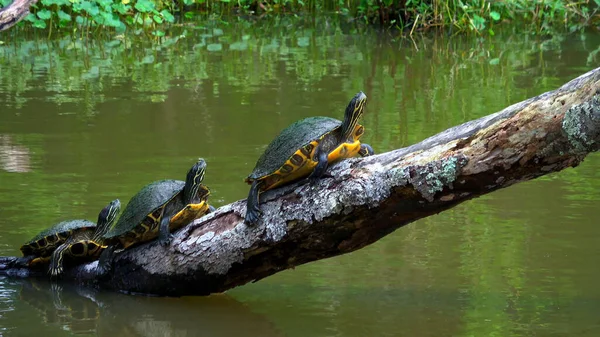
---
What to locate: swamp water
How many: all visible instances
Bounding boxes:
[0,17,600,337]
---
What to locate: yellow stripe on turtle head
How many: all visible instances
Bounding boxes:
[341,92,367,141]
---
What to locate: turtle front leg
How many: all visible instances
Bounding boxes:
[245,180,261,226]
[308,150,329,181]
[158,215,174,247]
[97,245,117,276]
[48,242,70,278]
[13,255,35,268]
[359,143,375,157]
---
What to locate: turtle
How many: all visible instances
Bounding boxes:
[47,199,121,277]
[244,91,375,226]
[97,158,212,274]
[18,199,120,274]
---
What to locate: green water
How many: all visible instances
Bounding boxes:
[1,17,600,336]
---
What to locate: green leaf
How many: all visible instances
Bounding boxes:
[184,11,194,19]
[206,43,222,52]
[490,11,500,21]
[102,12,122,27]
[162,36,179,47]
[141,54,155,64]
[36,9,52,20]
[32,19,47,29]
[229,41,247,51]
[152,30,165,37]
[80,1,100,16]
[105,40,121,48]
[57,10,71,22]
[25,13,37,22]
[489,58,500,65]
[112,3,131,15]
[160,9,174,23]
[41,0,69,6]
[96,0,112,10]
[134,0,155,13]
[297,36,309,47]
[183,0,194,5]
[153,14,163,24]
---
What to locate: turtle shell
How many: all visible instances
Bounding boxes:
[20,219,96,257]
[248,116,341,180]
[102,179,185,239]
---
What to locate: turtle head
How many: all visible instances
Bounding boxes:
[341,91,367,141]
[184,158,207,204]
[94,199,121,239]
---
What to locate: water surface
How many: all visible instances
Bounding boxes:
[1,17,600,336]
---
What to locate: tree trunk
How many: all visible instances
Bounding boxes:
[2,67,600,297]
[0,0,37,31]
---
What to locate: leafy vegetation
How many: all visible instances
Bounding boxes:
[0,0,598,37]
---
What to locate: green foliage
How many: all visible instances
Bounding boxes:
[354,0,599,35]
[4,0,598,36]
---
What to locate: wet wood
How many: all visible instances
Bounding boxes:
[1,67,599,296]
[0,0,37,31]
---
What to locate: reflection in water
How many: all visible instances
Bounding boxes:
[0,135,31,173]
[5,278,284,337]
[19,280,99,335]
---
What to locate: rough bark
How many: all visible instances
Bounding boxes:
[2,67,600,297]
[0,0,37,31]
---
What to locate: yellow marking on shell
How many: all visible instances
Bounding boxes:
[68,240,106,258]
[254,123,369,192]
[259,140,321,190]
[119,200,211,250]
[170,201,210,230]
[119,207,166,249]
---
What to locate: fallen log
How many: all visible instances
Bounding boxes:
[2,67,599,296]
[0,0,37,32]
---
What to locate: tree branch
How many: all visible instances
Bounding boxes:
[2,67,600,296]
[0,0,37,32]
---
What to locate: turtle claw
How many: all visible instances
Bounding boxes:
[159,234,174,247]
[50,266,62,279]
[244,208,261,226]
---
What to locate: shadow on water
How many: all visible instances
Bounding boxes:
[1,277,285,337]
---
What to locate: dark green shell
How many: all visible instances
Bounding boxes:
[248,116,341,179]
[102,180,185,239]
[25,220,96,245]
